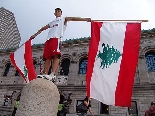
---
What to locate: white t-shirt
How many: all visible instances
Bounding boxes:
[47,17,67,40]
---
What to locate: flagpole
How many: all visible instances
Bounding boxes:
[13,19,148,52]
[91,19,148,22]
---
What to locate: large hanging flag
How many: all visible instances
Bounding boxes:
[10,39,36,83]
[86,22,141,107]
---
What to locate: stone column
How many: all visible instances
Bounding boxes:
[16,78,60,116]
[68,62,77,85]
[138,58,149,83]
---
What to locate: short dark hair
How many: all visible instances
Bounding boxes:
[151,101,155,106]
[55,8,62,13]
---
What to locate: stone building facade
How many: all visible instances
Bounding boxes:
[0,7,21,49]
[0,28,155,115]
[0,6,155,116]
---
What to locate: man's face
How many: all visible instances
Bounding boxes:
[54,10,62,17]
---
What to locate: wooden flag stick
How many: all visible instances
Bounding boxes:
[92,19,148,22]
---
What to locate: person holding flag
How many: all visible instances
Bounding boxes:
[30,8,91,82]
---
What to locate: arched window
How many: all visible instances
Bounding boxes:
[3,63,11,76]
[79,58,88,74]
[145,51,155,71]
[60,59,70,75]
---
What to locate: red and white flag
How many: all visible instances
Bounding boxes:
[10,39,36,83]
[86,22,141,107]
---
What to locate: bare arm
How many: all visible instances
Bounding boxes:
[64,17,91,25]
[84,100,89,107]
[88,107,94,116]
[84,100,94,116]
[30,24,50,39]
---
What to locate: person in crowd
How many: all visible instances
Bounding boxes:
[145,101,155,116]
[11,93,21,116]
[82,96,94,116]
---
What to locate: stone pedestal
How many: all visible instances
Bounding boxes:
[16,78,60,116]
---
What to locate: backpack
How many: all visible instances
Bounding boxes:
[76,102,88,113]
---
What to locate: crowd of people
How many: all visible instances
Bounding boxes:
[58,91,94,116]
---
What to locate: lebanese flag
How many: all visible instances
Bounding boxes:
[86,22,141,107]
[10,39,36,83]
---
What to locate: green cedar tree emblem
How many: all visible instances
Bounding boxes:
[97,43,122,69]
[23,65,28,77]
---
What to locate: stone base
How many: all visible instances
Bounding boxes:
[16,78,60,116]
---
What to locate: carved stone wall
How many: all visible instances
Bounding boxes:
[0,36,155,115]
[139,37,155,84]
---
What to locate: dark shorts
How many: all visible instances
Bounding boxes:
[43,38,61,60]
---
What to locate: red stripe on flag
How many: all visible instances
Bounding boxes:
[10,53,25,81]
[24,40,36,81]
[115,23,141,106]
[86,22,103,97]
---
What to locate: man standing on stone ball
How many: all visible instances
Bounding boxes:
[30,8,91,82]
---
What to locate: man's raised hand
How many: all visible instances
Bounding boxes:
[86,18,91,22]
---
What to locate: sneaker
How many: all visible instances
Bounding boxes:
[37,74,50,79]
[37,74,46,79]
[49,73,56,83]
[37,73,56,83]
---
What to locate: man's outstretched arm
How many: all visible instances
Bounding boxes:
[64,17,91,25]
[30,24,50,39]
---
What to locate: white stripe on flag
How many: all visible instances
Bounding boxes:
[14,44,25,74]
[90,22,127,105]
